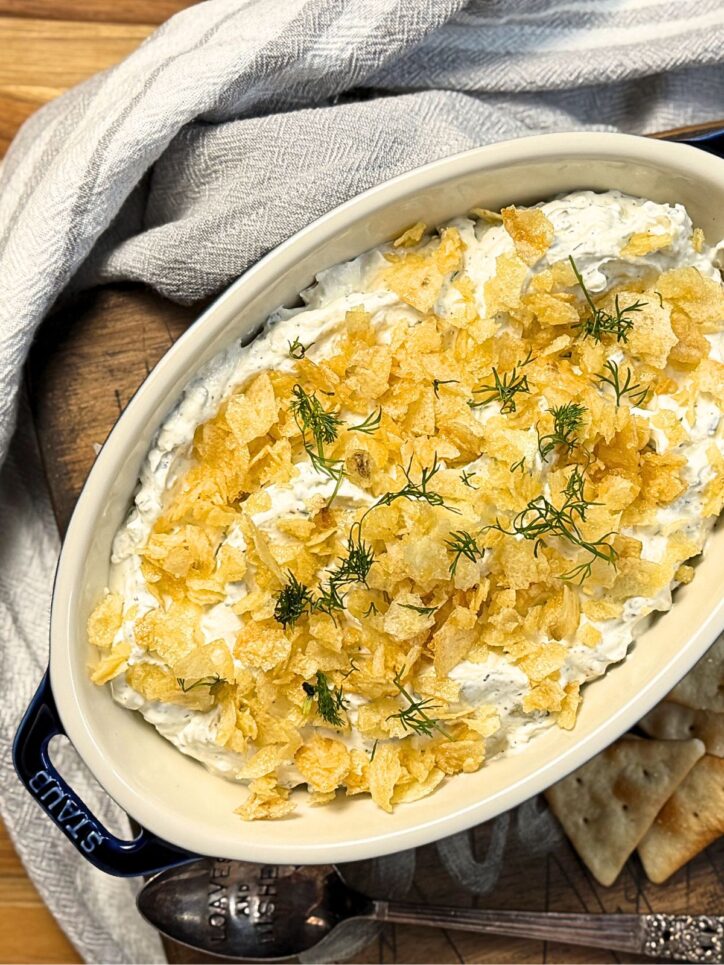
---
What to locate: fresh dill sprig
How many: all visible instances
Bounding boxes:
[368,455,461,515]
[510,456,526,473]
[460,469,478,489]
[444,530,485,577]
[290,383,343,446]
[387,669,450,738]
[274,572,314,628]
[569,256,646,343]
[596,359,649,407]
[364,601,379,617]
[296,523,376,621]
[288,336,312,360]
[484,466,617,585]
[328,523,375,588]
[307,449,346,493]
[303,671,346,727]
[349,408,382,435]
[340,659,359,679]
[290,383,346,499]
[433,378,459,398]
[537,402,586,462]
[399,603,438,615]
[312,580,347,618]
[470,351,534,414]
[176,674,222,693]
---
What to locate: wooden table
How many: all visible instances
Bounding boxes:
[2,3,723,963]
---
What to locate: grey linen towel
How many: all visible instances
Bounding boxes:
[1,0,723,961]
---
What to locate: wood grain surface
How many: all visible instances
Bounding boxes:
[3,2,723,964]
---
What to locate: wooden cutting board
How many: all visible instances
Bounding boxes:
[4,1,724,961]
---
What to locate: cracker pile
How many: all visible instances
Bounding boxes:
[547,637,724,884]
[88,203,724,819]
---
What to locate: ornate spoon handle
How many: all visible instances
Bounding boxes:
[373,904,724,963]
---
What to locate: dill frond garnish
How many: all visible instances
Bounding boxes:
[460,469,478,489]
[329,523,375,588]
[298,523,376,621]
[288,336,312,360]
[569,256,646,343]
[303,671,345,727]
[510,456,526,473]
[341,659,359,679]
[537,401,586,461]
[470,351,534,414]
[369,455,461,515]
[290,383,346,499]
[290,384,343,446]
[399,603,438,615]
[349,408,382,435]
[433,378,459,398]
[364,601,379,617]
[387,668,450,738]
[176,674,222,693]
[596,359,649,407]
[485,465,617,585]
[311,580,347,618]
[274,572,314,628]
[444,530,485,577]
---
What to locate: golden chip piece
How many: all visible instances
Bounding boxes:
[235,776,296,821]
[87,592,124,650]
[295,736,351,793]
[393,222,427,248]
[501,206,554,265]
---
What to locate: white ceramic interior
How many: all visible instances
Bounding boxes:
[50,133,724,864]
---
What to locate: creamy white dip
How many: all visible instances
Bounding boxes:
[107,190,724,783]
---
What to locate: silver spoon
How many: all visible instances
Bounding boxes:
[137,859,724,963]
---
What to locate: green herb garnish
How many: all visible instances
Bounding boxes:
[290,383,346,499]
[460,469,478,489]
[399,603,438,616]
[537,402,586,461]
[303,671,345,727]
[444,530,485,577]
[369,455,461,515]
[569,256,646,343]
[470,351,534,414]
[288,336,312,360]
[510,456,526,473]
[433,378,459,398]
[315,523,375,615]
[349,408,382,435]
[387,669,450,738]
[596,359,649,407]
[274,572,314,628]
[485,465,617,585]
[176,674,222,693]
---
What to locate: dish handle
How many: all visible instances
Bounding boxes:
[13,672,196,877]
